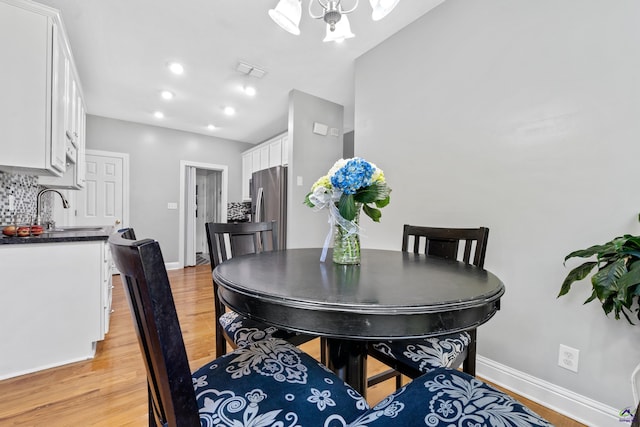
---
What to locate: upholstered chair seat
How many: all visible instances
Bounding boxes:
[371,332,471,377]
[218,310,310,348]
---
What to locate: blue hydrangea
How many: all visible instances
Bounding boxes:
[330,158,374,195]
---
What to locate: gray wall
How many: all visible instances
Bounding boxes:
[86,115,252,261]
[287,90,344,249]
[355,0,640,414]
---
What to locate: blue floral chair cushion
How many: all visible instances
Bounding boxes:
[352,368,553,427]
[193,338,551,427]
[194,338,369,426]
[219,311,304,347]
[371,332,471,374]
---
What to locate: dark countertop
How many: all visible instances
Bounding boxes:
[0,225,113,245]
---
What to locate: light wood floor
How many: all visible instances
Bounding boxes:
[0,265,584,426]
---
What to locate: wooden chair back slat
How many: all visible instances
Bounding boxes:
[109,229,200,426]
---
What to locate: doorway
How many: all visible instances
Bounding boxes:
[179,161,228,268]
[195,169,223,262]
[55,149,130,230]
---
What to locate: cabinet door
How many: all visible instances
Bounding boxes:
[251,150,261,173]
[49,23,67,173]
[67,75,78,147]
[260,146,270,170]
[0,4,61,174]
[76,99,86,188]
[269,138,282,167]
[241,152,252,201]
[281,134,289,165]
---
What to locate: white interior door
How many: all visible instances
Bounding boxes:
[185,167,197,266]
[75,150,129,228]
[195,174,206,254]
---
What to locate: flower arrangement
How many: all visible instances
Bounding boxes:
[304,157,391,264]
[304,157,391,222]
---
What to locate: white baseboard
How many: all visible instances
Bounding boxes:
[165,261,181,270]
[477,356,624,426]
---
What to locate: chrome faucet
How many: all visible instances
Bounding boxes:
[35,189,70,226]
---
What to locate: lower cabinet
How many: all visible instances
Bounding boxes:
[0,239,112,380]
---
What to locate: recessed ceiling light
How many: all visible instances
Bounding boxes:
[168,62,184,75]
[154,111,164,119]
[161,90,174,100]
[224,106,236,116]
[243,85,257,97]
[207,124,217,131]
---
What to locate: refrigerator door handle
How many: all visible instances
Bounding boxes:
[255,187,264,222]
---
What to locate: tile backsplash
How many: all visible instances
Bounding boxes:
[0,171,53,226]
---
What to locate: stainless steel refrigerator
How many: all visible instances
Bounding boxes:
[250,165,287,249]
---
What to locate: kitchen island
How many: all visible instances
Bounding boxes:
[0,226,114,379]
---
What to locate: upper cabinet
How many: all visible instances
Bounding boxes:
[241,132,289,200]
[0,0,85,188]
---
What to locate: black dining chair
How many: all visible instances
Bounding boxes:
[368,225,490,388]
[205,221,315,357]
[109,228,552,427]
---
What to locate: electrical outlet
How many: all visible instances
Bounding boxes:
[558,344,579,372]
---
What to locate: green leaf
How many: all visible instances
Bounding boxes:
[617,264,640,290]
[624,235,640,248]
[363,204,382,222]
[303,192,315,208]
[584,290,597,304]
[591,259,627,300]
[354,182,391,204]
[375,195,390,208]
[558,261,597,297]
[337,194,357,221]
[564,245,608,261]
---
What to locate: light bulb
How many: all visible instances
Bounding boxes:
[168,62,184,75]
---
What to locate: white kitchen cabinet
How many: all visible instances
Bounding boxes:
[241,132,288,201]
[0,0,73,176]
[251,149,261,173]
[281,134,289,165]
[37,18,86,189]
[241,152,253,201]
[40,72,86,189]
[269,138,282,167]
[76,97,87,187]
[0,239,112,380]
[260,145,270,170]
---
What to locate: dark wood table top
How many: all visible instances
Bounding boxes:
[213,248,504,340]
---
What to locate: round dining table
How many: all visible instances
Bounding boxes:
[213,248,504,396]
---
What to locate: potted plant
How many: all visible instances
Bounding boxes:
[559,219,640,424]
[558,225,640,324]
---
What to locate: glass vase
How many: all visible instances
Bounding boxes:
[332,209,361,265]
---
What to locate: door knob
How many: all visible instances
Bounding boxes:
[115,219,121,225]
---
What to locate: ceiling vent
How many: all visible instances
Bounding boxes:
[236,61,267,78]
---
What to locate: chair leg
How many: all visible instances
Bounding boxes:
[463,329,477,376]
[148,385,158,427]
[320,337,327,365]
[215,323,227,357]
[395,372,402,389]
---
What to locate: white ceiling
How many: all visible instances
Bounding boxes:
[35,0,445,144]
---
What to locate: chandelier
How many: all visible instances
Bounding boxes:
[269,0,401,43]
